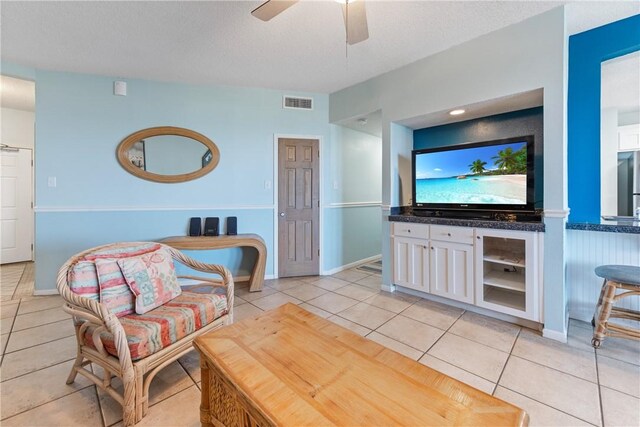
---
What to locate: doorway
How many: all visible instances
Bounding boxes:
[1,147,33,263]
[1,75,35,264]
[277,138,320,277]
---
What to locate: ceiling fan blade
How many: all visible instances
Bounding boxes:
[251,0,299,21]
[341,1,369,45]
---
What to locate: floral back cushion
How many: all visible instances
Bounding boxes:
[68,260,100,301]
[117,248,182,314]
[96,259,135,317]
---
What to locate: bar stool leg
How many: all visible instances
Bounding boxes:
[592,278,608,327]
[592,280,617,348]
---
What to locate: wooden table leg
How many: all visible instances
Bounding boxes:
[248,239,267,292]
[199,356,212,427]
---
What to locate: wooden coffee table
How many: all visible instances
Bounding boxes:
[194,303,528,426]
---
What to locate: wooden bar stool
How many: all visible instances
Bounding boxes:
[591,265,640,348]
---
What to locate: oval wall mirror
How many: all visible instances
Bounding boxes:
[117,126,220,183]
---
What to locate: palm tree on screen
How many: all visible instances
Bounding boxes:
[469,159,487,174]
[492,148,517,172]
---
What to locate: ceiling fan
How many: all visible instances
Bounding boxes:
[251,0,369,45]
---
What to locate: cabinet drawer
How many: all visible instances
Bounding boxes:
[430,225,474,244]
[392,223,429,239]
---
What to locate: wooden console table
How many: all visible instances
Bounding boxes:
[195,304,528,426]
[160,234,267,292]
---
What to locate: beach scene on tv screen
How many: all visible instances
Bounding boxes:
[415,141,528,205]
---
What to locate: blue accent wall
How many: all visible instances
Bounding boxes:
[413,107,544,208]
[568,14,640,223]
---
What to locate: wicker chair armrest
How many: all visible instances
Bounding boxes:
[164,245,235,320]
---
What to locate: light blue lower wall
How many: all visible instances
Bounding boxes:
[322,206,382,272]
[35,208,274,291]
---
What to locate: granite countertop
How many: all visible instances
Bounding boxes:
[388,214,545,232]
[566,219,640,234]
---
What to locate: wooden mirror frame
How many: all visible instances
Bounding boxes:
[117,126,220,183]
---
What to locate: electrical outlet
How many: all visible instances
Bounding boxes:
[47,177,57,187]
[264,180,271,189]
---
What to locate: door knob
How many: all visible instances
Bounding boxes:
[279,212,285,217]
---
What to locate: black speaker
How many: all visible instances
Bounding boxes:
[204,217,220,236]
[188,217,201,236]
[226,216,237,236]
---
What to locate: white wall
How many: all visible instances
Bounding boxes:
[324,125,383,270]
[1,107,34,149]
[567,229,640,322]
[600,107,618,216]
[329,7,569,337]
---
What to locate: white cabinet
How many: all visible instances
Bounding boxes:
[618,124,640,152]
[390,222,542,322]
[475,228,539,321]
[392,236,429,292]
[392,223,430,292]
[430,240,474,304]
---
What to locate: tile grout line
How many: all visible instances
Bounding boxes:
[421,308,466,354]
[13,310,68,330]
[8,263,27,301]
[492,326,522,396]
[425,352,497,384]
[0,299,22,366]
[94,384,108,427]
[3,328,76,356]
[594,349,640,368]
[507,353,602,386]
[497,384,600,427]
[0,355,76,383]
[177,355,200,388]
[595,349,606,427]
[12,262,35,301]
[598,383,640,400]
[0,382,94,422]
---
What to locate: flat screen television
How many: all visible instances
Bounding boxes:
[412,135,535,213]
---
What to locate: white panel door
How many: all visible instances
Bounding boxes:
[392,236,429,291]
[430,240,474,304]
[1,148,33,263]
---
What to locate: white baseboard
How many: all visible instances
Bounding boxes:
[542,327,568,343]
[542,311,569,343]
[322,254,381,276]
[33,289,59,296]
[381,284,396,293]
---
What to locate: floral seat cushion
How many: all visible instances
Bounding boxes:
[84,287,228,361]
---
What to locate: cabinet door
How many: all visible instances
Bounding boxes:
[430,241,474,304]
[475,229,538,321]
[392,236,429,291]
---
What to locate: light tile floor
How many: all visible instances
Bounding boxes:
[1,262,639,426]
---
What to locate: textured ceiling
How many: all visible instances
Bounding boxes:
[1,1,638,95]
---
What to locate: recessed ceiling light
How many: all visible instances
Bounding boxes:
[449,109,465,116]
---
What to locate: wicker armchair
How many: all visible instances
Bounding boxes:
[57,242,234,426]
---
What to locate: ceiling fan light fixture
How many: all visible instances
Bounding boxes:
[449,109,466,116]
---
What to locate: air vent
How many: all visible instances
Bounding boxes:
[283,96,313,110]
